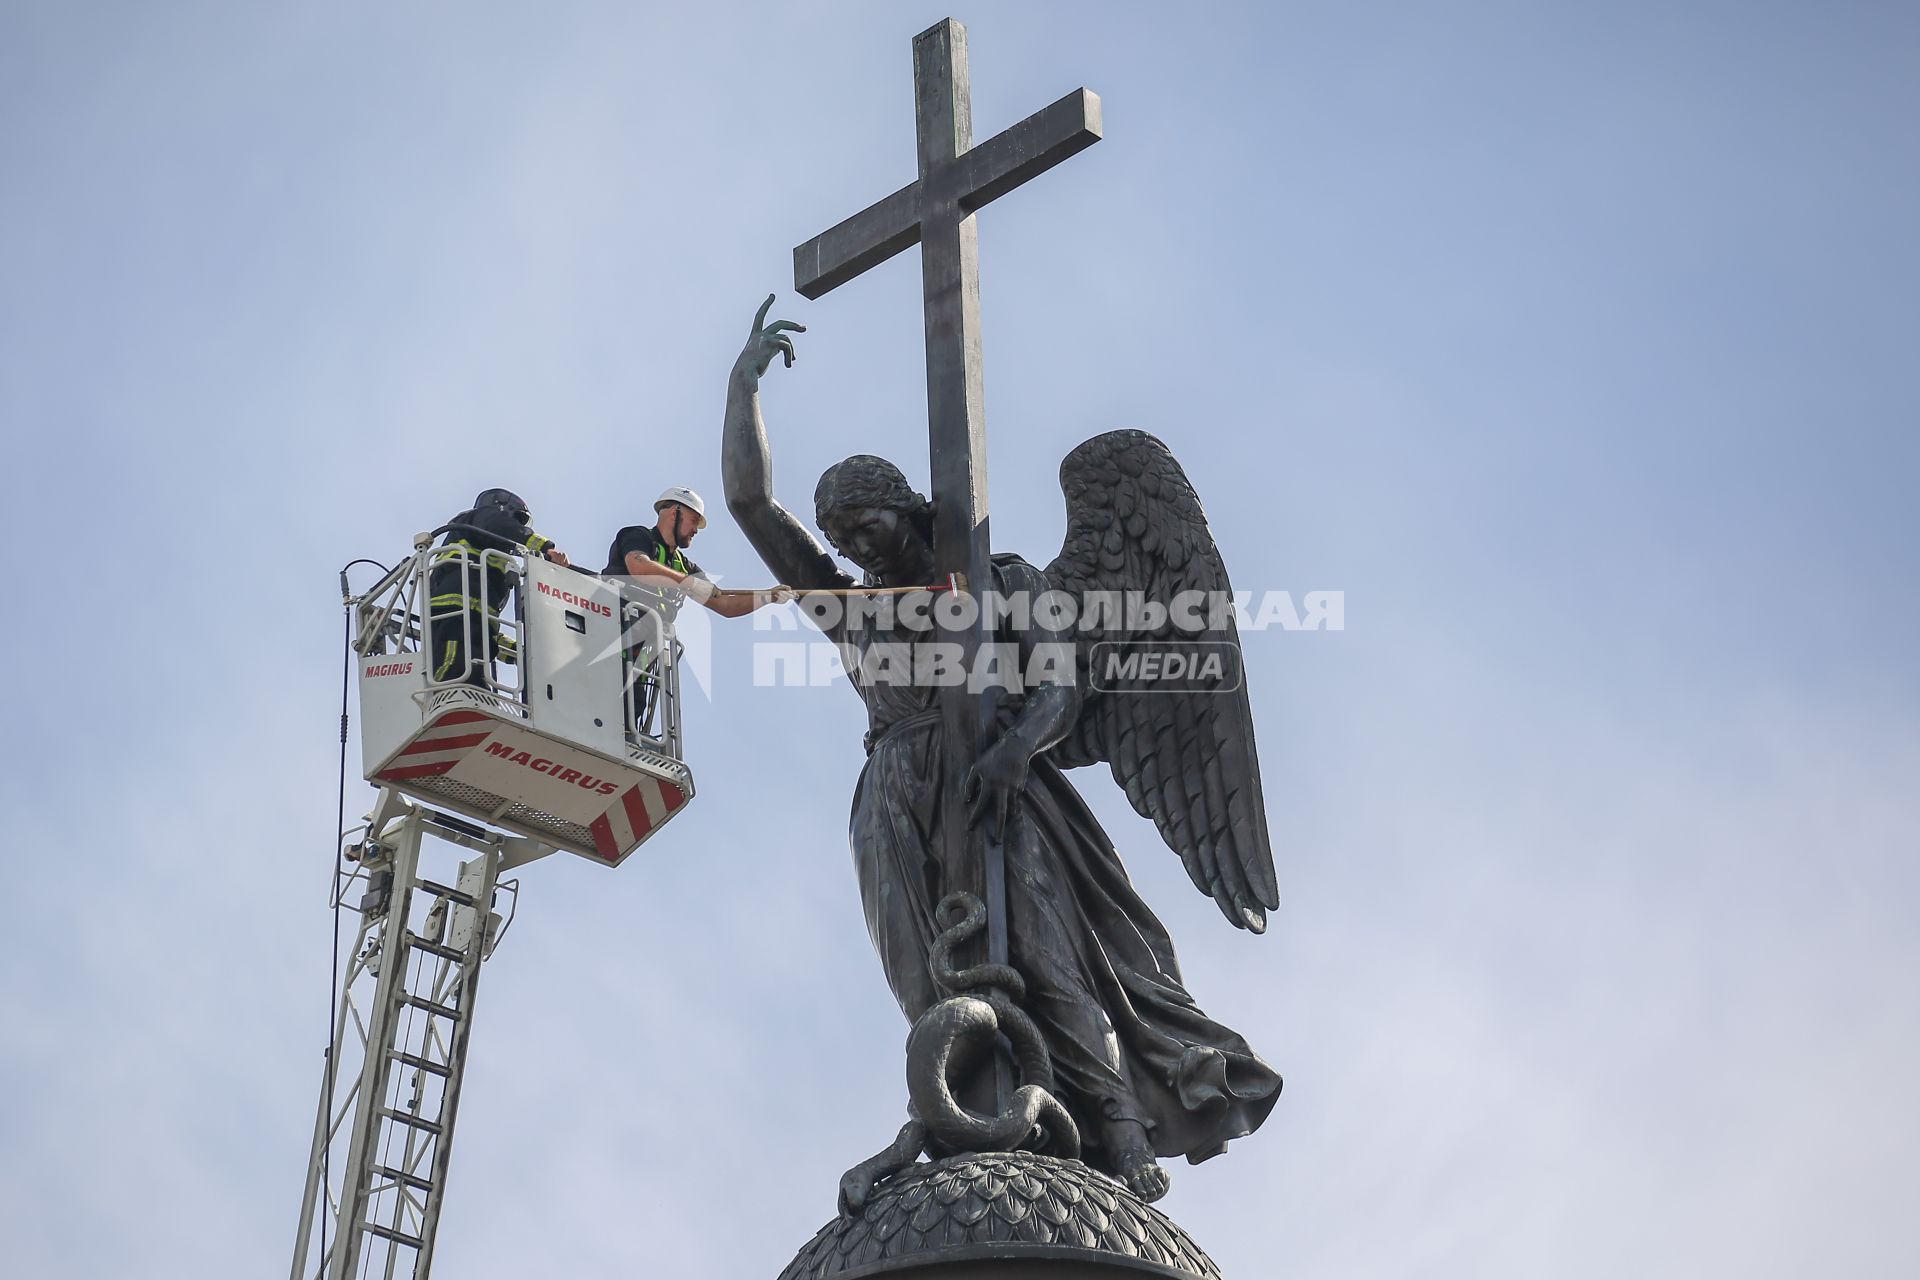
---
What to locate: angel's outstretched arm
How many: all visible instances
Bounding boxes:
[721,295,850,593]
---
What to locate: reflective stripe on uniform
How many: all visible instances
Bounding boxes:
[432,539,516,569]
[428,592,499,617]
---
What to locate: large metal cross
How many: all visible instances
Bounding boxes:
[793,18,1101,982]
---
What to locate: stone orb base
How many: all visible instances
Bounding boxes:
[777,1151,1224,1279]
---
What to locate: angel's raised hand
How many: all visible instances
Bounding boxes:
[736,293,807,382]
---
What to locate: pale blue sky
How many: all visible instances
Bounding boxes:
[3,3,1917,1277]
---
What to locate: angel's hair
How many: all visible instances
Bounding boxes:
[813,455,935,545]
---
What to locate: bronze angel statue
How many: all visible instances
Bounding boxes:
[722,298,1281,1204]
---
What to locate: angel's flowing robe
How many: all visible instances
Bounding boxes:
[832,556,1280,1171]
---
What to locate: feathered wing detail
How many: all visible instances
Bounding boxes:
[1043,430,1279,932]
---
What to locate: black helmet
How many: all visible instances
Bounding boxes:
[473,488,530,521]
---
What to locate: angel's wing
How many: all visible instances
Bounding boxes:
[1043,430,1279,932]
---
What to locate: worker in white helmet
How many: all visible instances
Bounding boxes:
[604,486,788,735]
[602,485,785,620]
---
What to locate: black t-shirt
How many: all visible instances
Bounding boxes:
[603,525,705,581]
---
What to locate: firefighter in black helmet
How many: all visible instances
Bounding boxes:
[426,488,568,687]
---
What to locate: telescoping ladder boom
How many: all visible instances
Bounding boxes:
[290,791,552,1280]
[294,537,700,1279]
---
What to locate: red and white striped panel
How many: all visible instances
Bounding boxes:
[375,711,495,783]
[588,776,688,861]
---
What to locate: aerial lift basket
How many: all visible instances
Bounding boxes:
[351,543,692,864]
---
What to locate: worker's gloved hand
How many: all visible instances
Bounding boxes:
[769,584,798,605]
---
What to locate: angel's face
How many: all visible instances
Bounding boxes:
[823,505,932,583]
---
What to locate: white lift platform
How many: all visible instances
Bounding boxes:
[356,544,692,862]
[292,539,695,1280]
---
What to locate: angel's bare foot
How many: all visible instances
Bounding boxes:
[1118,1145,1171,1202]
[1104,1117,1171,1203]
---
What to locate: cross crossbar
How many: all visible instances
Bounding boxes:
[793,88,1102,300]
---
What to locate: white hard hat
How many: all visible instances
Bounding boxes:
[654,485,708,529]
